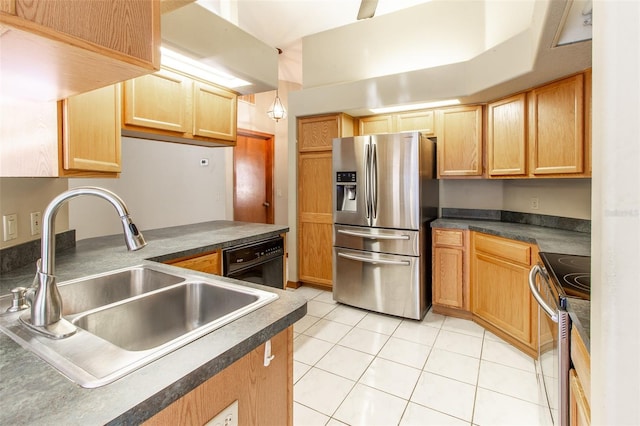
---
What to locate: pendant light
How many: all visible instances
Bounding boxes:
[267,48,287,122]
[267,90,287,122]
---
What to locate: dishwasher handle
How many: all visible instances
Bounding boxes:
[528,264,559,322]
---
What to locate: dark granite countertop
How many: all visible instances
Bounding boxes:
[431,217,591,350]
[0,221,306,425]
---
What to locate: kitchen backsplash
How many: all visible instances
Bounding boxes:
[441,208,591,233]
[0,230,75,275]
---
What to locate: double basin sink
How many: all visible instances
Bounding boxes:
[0,263,278,388]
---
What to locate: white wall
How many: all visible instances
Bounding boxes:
[0,178,69,248]
[503,179,591,219]
[591,2,640,424]
[440,180,504,211]
[68,137,230,240]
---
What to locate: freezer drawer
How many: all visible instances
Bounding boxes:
[334,224,420,257]
[333,247,425,319]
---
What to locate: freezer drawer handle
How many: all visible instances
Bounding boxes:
[337,229,410,240]
[528,265,559,322]
[338,252,410,266]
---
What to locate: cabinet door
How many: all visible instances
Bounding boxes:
[358,115,394,135]
[433,247,465,309]
[192,81,237,141]
[487,94,527,177]
[471,233,536,352]
[570,369,591,426]
[123,68,190,133]
[436,105,483,177]
[298,115,341,152]
[529,74,584,175]
[61,84,121,174]
[396,110,435,135]
[144,327,292,426]
[298,152,334,287]
[166,251,221,275]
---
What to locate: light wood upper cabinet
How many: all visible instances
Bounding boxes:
[487,94,527,177]
[397,110,435,135]
[298,114,353,152]
[432,229,470,312]
[0,84,121,177]
[357,110,435,135]
[297,113,354,289]
[0,0,160,100]
[122,67,238,146]
[123,68,190,133]
[193,81,237,141]
[358,114,394,135]
[436,105,484,178]
[529,74,585,175]
[60,84,121,175]
[471,232,538,357]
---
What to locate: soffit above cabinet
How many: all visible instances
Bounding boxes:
[161,2,279,95]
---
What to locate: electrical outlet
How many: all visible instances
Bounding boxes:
[3,214,17,241]
[531,197,540,210]
[30,211,42,236]
[205,400,238,426]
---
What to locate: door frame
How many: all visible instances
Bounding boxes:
[233,128,275,224]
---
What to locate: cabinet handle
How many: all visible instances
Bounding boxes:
[338,252,410,266]
[337,229,410,240]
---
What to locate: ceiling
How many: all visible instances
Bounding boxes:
[194,0,433,84]
[165,0,592,89]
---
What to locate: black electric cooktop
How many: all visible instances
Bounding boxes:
[539,252,591,301]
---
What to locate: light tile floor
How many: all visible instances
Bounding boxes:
[290,286,552,426]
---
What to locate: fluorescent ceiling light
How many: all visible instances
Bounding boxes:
[370,99,460,114]
[160,47,251,89]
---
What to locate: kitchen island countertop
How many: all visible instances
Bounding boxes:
[0,221,306,425]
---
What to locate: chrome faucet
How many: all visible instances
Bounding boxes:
[21,187,146,338]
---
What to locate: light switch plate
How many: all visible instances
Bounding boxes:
[30,212,42,236]
[3,214,18,241]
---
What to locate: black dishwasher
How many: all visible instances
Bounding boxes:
[222,236,285,289]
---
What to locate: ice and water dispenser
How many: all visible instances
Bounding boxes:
[336,171,357,212]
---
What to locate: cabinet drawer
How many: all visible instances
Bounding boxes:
[433,229,464,247]
[474,233,531,265]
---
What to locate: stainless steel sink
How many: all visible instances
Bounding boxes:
[73,282,261,351]
[59,266,185,315]
[0,263,278,388]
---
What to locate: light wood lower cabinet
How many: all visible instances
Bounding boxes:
[164,250,221,275]
[471,232,538,357]
[432,228,470,315]
[144,327,293,426]
[570,327,591,426]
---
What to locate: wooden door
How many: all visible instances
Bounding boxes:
[436,105,483,177]
[487,93,527,177]
[432,228,468,310]
[234,130,274,224]
[60,84,121,175]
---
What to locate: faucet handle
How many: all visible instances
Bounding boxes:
[6,287,30,313]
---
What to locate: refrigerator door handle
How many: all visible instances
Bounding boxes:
[337,229,410,240]
[371,141,378,219]
[338,252,411,266]
[528,265,559,322]
[364,142,371,220]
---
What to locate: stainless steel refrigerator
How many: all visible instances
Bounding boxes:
[332,132,438,320]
